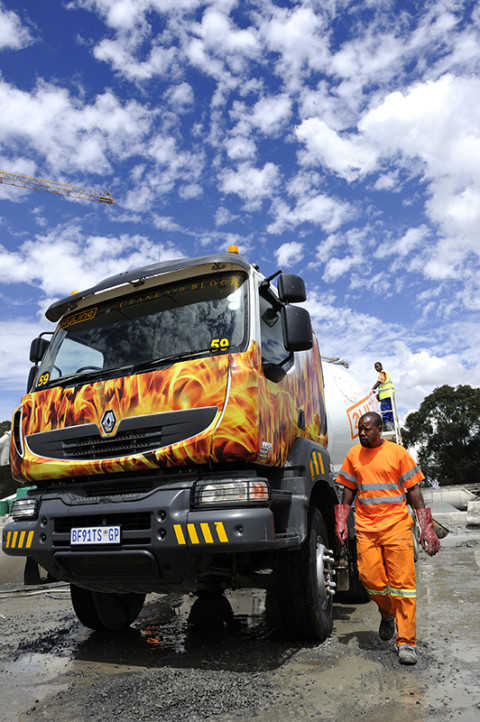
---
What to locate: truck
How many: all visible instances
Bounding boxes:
[2,247,374,641]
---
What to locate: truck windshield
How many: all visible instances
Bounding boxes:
[35,270,249,388]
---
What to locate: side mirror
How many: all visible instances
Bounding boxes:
[29,337,50,364]
[277,274,307,303]
[281,305,313,352]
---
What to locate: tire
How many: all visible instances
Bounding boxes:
[70,584,145,631]
[188,592,235,632]
[276,508,334,642]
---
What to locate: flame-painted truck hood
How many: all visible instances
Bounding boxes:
[11,342,327,485]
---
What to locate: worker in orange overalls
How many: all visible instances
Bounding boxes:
[335,411,440,665]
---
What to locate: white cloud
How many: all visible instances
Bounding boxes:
[224,135,257,161]
[0,3,33,50]
[0,225,183,298]
[261,5,330,82]
[275,241,304,268]
[267,193,352,235]
[215,206,238,226]
[295,117,378,181]
[0,79,154,175]
[375,226,430,260]
[220,161,280,210]
[0,319,46,420]
[250,94,292,136]
[165,82,194,112]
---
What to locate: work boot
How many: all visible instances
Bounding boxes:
[398,646,417,665]
[379,616,395,641]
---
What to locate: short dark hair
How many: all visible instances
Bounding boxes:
[359,411,383,427]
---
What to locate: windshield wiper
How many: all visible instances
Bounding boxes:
[46,365,134,388]
[132,347,230,375]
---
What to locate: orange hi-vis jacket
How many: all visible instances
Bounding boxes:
[336,440,424,531]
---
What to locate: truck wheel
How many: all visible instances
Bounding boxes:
[276,507,334,642]
[70,584,145,631]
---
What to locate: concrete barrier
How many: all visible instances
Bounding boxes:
[466,500,480,527]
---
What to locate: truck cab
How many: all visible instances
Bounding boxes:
[3,249,362,640]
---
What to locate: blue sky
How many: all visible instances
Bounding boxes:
[1,0,480,423]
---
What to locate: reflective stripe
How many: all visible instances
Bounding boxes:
[390,586,416,598]
[364,584,390,596]
[173,524,186,545]
[364,584,416,599]
[214,522,229,543]
[358,494,406,505]
[400,465,421,483]
[378,371,395,400]
[339,470,357,484]
[358,482,400,491]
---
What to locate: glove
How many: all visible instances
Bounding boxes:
[416,507,440,556]
[335,504,351,546]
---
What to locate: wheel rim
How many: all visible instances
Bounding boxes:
[316,539,334,607]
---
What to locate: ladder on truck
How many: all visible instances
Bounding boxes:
[380,393,402,445]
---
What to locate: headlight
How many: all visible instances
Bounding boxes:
[194,479,269,508]
[11,497,39,520]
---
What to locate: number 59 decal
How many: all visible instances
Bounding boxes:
[211,338,230,350]
[37,372,50,387]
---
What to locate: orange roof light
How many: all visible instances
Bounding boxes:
[228,245,239,254]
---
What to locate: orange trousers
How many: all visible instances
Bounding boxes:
[356,516,416,648]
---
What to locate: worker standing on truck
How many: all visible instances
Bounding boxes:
[372,362,395,430]
[334,412,440,665]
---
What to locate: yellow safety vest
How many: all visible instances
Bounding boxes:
[378,370,395,400]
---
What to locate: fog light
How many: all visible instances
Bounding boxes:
[11,497,38,520]
[194,479,269,507]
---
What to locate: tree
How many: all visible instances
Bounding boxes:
[402,385,480,486]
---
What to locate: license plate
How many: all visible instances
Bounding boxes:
[70,526,120,545]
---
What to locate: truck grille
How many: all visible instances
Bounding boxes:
[62,429,160,459]
[54,512,151,534]
[26,407,217,461]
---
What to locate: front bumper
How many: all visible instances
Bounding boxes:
[2,485,290,593]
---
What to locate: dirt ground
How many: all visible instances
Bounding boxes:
[0,522,479,722]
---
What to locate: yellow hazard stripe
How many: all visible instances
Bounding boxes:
[310,452,325,480]
[173,522,229,545]
[214,522,228,543]
[200,523,214,544]
[187,523,200,544]
[173,524,186,545]
[3,529,35,550]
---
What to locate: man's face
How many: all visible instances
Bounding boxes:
[358,417,382,448]
[374,363,382,372]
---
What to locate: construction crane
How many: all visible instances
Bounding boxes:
[0,170,115,204]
